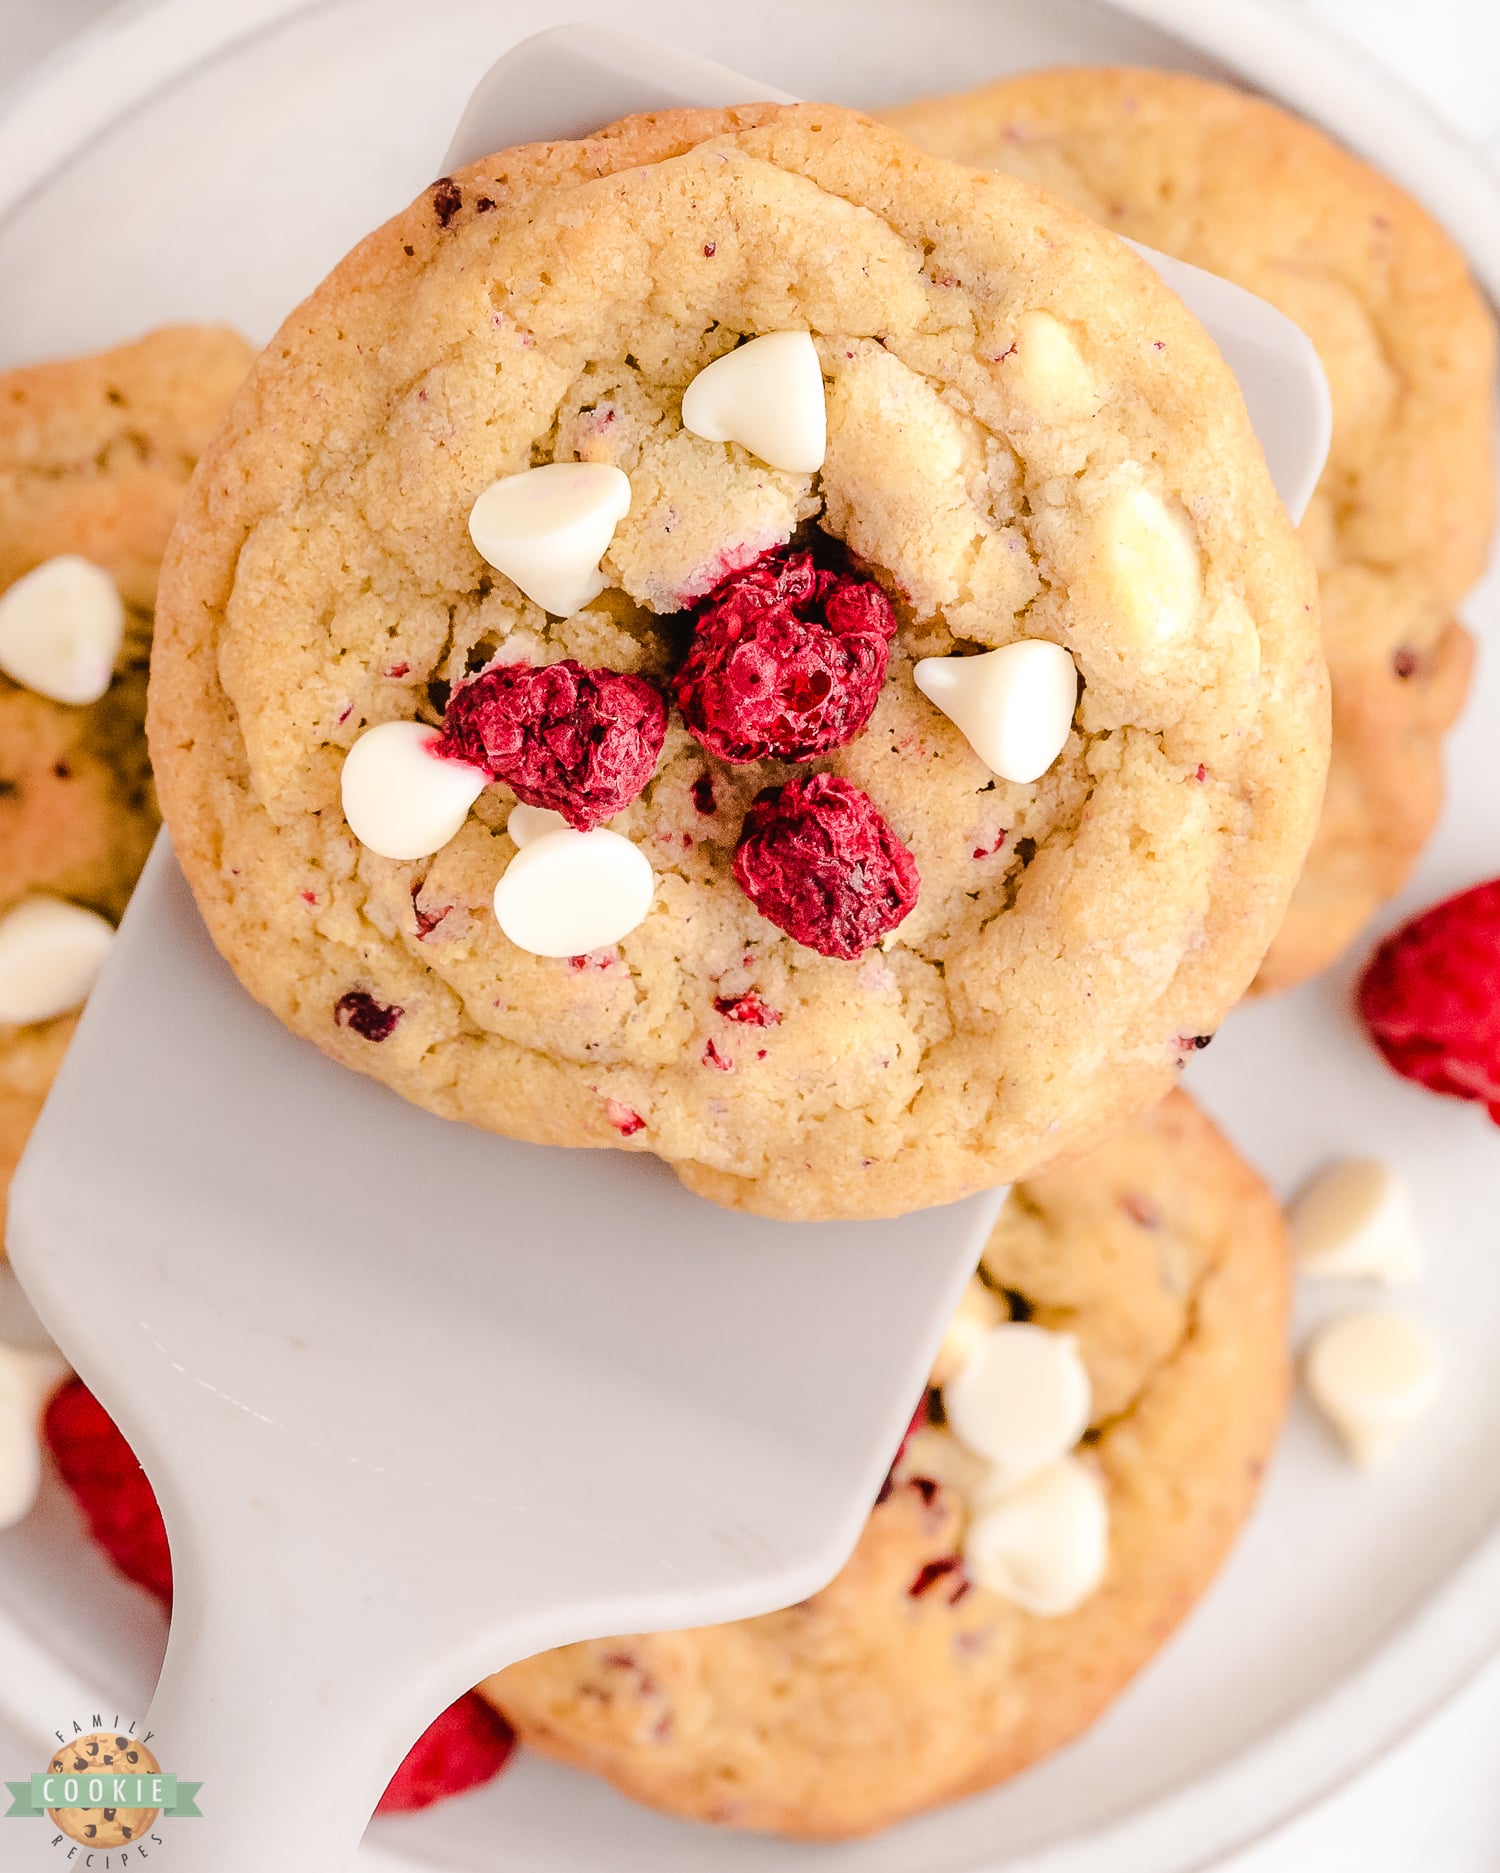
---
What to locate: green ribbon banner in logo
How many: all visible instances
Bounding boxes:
[6,1773,203,1818]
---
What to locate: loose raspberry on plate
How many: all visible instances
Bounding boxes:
[1358,878,1500,1120]
[43,1379,172,1606]
[673,548,897,763]
[43,1381,516,1811]
[733,773,919,959]
[438,659,667,831]
[375,1693,516,1814]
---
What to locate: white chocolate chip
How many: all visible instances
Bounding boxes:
[943,1321,1092,1486]
[506,804,571,847]
[1092,486,1202,649]
[965,1455,1109,1616]
[341,720,487,861]
[1289,1159,1424,1286]
[0,556,125,705]
[1305,1310,1443,1467]
[0,1344,69,1529]
[680,331,827,474]
[913,640,1078,785]
[1007,311,1102,425]
[468,462,631,617]
[929,1278,1007,1389]
[0,896,115,1026]
[493,827,654,958]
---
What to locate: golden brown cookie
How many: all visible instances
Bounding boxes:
[482,1091,1289,1837]
[150,104,1326,1220]
[0,327,254,1250]
[883,67,1496,991]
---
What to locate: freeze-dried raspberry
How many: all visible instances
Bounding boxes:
[713,992,781,1027]
[376,1694,516,1814]
[44,1379,172,1607]
[438,659,666,830]
[335,990,402,1042]
[875,1392,930,1506]
[673,548,897,763]
[1358,878,1500,1119]
[43,1381,516,1812]
[605,1098,646,1136]
[733,774,919,959]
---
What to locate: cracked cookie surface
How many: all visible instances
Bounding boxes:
[482,1091,1289,1838]
[884,67,1496,992]
[150,104,1327,1220]
[0,326,254,1251]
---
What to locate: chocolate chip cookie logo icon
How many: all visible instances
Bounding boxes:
[4,1717,202,1857]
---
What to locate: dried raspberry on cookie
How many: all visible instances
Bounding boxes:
[673,547,897,764]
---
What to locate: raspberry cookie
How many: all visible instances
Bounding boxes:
[0,327,254,1249]
[151,104,1326,1220]
[483,1091,1289,1837]
[884,68,1496,992]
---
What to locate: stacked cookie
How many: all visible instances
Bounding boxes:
[148,102,1327,1220]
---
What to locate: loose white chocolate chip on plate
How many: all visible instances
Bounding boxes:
[680,331,827,475]
[943,1321,1092,1486]
[0,895,115,1026]
[494,827,654,958]
[964,1455,1110,1617]
[0,1344,69,1530]
[1305,1310,1443,1467]
[341,720,487,862]
[0,555,125,705]
[468,462,631,617]
[929,1277,1008,1389]
[506,803,571,847]
[1289,1158,1424,1286]
[913,640,1079,785]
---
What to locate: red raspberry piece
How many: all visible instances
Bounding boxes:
[335,990,403,1042]
[44,1378,173,1607]
[713,992,781,1027]
[43,1381,516,1812]
[673,548,897,763]
[438,658,666,831]
[1358,879,1500,1119]
[733,774,919,959]
[875,1392,930,1505]
[375,1693,516,1814]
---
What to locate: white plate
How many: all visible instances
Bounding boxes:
[1,2,1497,1869]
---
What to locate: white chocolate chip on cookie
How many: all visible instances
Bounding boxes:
[1006,311,1102,424]
[341,720,488,861]
[914,640,1079,784]
[0,555,125,705]
[944,1321,1092,1485]
[506,804,571,847]
[1305,1310,1442,1467]
[0,1344,69,1529]
[1289,1158,1423,1286]
[681,331,827,475]
[965,1454,1109,1616]
[469,462,632,617]
[929,1278,1008,1389]
[1090,484,1203,650]
[0,896,115,1026]
[494,827,654,958]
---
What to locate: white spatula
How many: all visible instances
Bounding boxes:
[6,29,1329,1871]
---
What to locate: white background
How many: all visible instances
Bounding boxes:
[1,1,1499,1866]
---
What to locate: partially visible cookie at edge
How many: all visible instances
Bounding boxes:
[0,326,256,1251]
[883,66,1496,991]
[482,1090,1290,1838]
